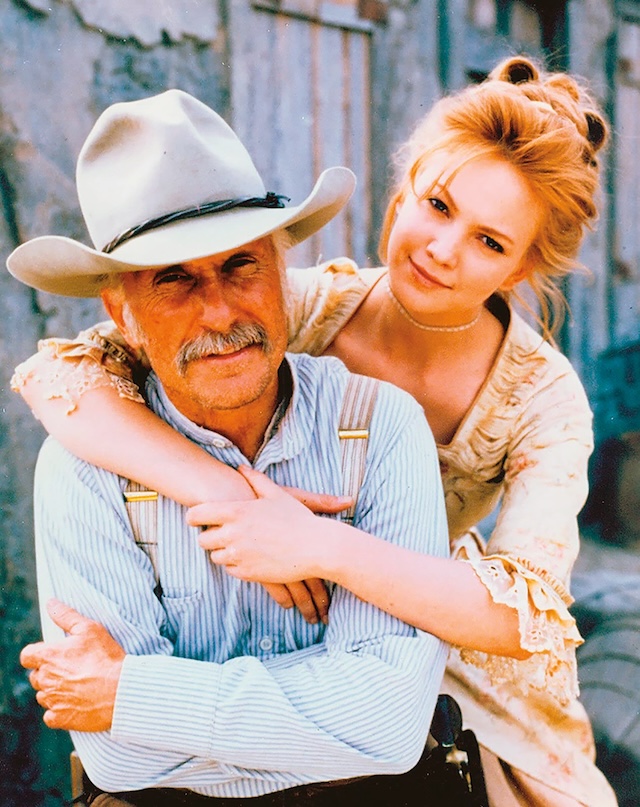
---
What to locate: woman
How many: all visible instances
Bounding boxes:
[13,58,616,805]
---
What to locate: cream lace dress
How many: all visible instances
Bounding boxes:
[12,259,617,807]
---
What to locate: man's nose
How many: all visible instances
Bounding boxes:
[196,278,238,329]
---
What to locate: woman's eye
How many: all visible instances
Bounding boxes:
[428,197,448,214]
[481,235,505,254]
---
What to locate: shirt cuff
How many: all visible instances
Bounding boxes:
[112,654,223,757]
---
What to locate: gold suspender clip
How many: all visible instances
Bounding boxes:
[338,429,369,439]
[123,490,159,503]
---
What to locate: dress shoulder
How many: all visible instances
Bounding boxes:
[286,259,383,355]
[11,321,146,413]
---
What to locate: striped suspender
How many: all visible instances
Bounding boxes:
[123,482,160,594]
[338,374,380,525]
[123,372,380,585]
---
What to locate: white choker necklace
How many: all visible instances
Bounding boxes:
[385,279,482,333]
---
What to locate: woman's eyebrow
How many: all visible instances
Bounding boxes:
[479,225,515,247]
[437,184,516,247]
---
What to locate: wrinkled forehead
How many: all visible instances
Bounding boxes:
[120,234,284,289]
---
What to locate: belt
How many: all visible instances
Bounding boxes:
[84,774,389,806]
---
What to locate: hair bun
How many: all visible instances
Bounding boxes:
[503,58,539,84]
[585,111,607,151]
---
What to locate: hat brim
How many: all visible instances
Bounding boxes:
[7,167,355,297]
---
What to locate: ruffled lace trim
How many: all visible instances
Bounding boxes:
[11,326,144,414]
[453,540,582,705]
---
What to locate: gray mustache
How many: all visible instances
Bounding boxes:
[176,324,270,374]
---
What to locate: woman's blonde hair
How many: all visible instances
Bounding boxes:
[379,56,608,336]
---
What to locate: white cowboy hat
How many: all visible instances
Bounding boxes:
[7,89,355,297]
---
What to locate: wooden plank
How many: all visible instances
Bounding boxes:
[229,2,371,268]
[251,0,374,32]
[272,14,316,265]
[228,4,279,182]
[307,23,349,265]
[612,20,640,346]
[564,0,615,380]
[344,29,372,265]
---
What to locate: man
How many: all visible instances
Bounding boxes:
[10,90,449,804]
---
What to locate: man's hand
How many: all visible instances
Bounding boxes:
[263,580,331,625]
[20,599,125,732]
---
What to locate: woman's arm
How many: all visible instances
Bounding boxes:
[22,380,254,505]
[13,327,251,504]
[191,467,527,658]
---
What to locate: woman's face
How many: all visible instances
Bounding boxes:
[386,152,543,327]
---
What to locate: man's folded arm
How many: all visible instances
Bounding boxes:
[35,397,449,792]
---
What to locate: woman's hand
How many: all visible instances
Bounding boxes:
[188,465,350,589]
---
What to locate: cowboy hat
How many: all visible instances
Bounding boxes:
[7,89,355,297]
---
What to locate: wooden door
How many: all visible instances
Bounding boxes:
[227,0,375,267]
[612,12,640,346]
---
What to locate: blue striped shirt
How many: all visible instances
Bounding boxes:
[34,353,449,796]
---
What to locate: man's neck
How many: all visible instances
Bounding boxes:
[155,363,292,462]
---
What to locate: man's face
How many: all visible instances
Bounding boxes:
[103,236,289,429]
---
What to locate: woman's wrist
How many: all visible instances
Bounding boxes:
[313,519,369,586]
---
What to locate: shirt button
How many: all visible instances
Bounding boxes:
[211,438,228,449]
[259,637,273,652]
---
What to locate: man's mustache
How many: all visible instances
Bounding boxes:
[176,324,271,375]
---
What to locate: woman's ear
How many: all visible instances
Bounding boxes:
[500,258,533,292]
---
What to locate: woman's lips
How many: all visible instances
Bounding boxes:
[409,256,452,288]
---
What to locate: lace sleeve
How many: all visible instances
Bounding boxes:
[451,532,583,704]
[446,336,594,706]
[11,321,147,414]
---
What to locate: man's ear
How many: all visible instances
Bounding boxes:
[101,287,142,350]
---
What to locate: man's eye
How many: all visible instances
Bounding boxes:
[481,235,505,254]
[223,259,258,277]
[428,197,448,214]
[154,270,191,285]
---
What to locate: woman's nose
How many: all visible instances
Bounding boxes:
[425,226,459,268]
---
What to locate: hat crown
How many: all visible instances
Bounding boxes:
[77,90,266,251]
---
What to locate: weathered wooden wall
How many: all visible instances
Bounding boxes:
[567,0,640,442]
[1,0,638,804]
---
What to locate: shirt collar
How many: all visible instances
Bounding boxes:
[145,353,319,466]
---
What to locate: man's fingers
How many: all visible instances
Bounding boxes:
[283,487,352,514]
[304,578,331,625]
[46,599,92,635]
[284,582,320,624]
[263,583,294,610]
[264,580,331,624]
[29,668,41,690]
[20,642,47,670]
[35,689,49,708]
[43,709,61,730]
